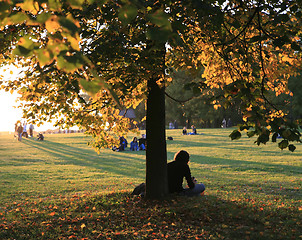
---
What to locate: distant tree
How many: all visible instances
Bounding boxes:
[288,73,302,120]
[165,70,245,129]
[165,70,197,127]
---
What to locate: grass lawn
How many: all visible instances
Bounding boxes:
[0,129,301,239]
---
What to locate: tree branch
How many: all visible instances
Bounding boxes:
[257,8,280,112]
[164,91,194,104]
[216,3,260,47]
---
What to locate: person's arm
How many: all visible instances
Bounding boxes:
[184,165,195,189]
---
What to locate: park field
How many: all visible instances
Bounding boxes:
[0,129,301,239]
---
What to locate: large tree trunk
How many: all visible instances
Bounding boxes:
[145,77,168,199]
[144,41,168,199]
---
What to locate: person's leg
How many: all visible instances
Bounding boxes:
[184,183,205,197]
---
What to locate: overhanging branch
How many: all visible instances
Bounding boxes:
[164,91,194,104]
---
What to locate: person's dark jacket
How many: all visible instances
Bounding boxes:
[167,160,195,193]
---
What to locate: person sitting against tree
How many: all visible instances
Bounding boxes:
[167,150,205,196]
[130,137,139,151]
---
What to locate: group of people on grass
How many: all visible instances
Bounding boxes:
[182,125,197,135]
[14,121,44,141]
[112,135,146,152]
[114,124,199,152]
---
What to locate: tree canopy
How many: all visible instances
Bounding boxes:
[0,0,301,198]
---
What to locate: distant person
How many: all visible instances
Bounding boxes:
[17,122,23,141]
[222,118,227,128]
[182,127,187,135]
[189,125,197,135]
[14,121,20,138]
[167,150,205,196]
[227,118,232,128]
[138,134,146,150]
[113,136,127,151]
[186,119,190,129]
[130,137,139,151]
[29,123,34,137]
[14,121,18,132]
[120,136,127,150]
[22,122,28,138]
[37,133,44,141]
[169,122,174,129]
[174,120,178,129]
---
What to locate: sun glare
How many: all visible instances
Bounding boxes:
[0,90,23,132]
[0,65,54,133]
[0,65,23,132]
[0,65,77,133]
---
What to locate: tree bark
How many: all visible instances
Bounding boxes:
[145,77,168,199]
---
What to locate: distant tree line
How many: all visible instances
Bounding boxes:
[134,70,302,129]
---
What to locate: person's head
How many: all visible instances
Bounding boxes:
[133,137,137,142]
[174,150,190,164]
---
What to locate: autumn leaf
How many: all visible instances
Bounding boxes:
[45,15,61,33]
[16,0,39,15]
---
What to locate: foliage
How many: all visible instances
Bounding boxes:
[175,1,302,151]
[0,131,301,239]
[0,0,301,152]
[1,0,302,199]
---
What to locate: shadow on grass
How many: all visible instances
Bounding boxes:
[167,138,259,153]
[0,191,299,240]
[167,139,302,176]
[169,137,302,154]
[189,153,302,176]
[22,138,145,179]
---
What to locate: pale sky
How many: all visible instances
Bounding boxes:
[0,65,55,132]
[0,90,23,132]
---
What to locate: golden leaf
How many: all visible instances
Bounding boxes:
[67,35,80,51]
[45,16,61,33]
[16,0,39,15]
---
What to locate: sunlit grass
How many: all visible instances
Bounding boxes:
[0,129,301,239]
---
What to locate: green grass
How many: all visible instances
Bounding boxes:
[0,129,301,239]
